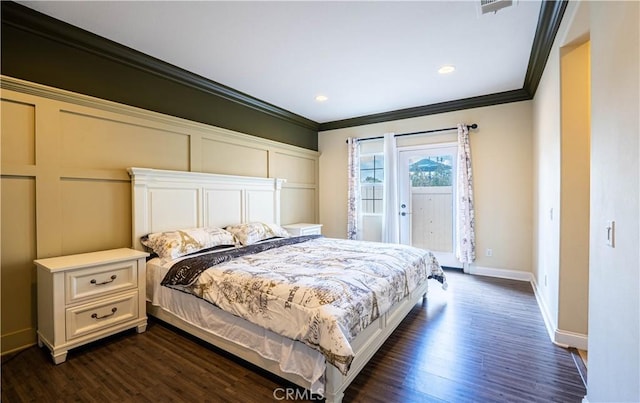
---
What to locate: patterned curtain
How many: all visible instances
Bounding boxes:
[382,133,400,243]
[455,124,476,263]
[347,137,361,240]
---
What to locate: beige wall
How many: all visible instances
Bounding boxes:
[318,100,533,273]
[0,77,319,353]
[532,1,590,345]
[559,41,590,335]
[532,36,561,333]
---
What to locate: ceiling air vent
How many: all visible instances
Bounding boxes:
[479,0,514,15]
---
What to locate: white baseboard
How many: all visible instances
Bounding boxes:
[531,276,559,343]
[530,276,588,349]
[468,265,533,282]
[555,329,588,350]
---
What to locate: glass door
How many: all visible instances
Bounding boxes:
[398,144,461,268]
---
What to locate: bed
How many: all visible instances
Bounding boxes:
[129,167,445,403]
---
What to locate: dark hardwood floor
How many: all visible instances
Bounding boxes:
[1,270,586,402]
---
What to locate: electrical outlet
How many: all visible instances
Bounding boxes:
[485,248,493,257]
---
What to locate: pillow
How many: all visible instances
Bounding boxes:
[224,222,290,246]
[140,227,237,260]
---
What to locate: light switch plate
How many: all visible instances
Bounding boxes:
[606,220,615,247]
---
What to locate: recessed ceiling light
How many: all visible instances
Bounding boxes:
[438,65,456,74]
[315,95,328,102]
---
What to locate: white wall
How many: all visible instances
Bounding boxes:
[319,101,533,274]
[533,1,639,400]
[587,1,639,401]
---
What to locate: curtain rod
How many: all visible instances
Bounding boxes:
[346,123,478,143]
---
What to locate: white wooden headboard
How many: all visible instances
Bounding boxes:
[128,167,285,251]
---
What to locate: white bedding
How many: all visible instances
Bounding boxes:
[146,255,326,394]
[161,236,441,376]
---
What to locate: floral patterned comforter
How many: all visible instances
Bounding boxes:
[162,236,446,375]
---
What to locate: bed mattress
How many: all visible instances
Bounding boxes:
[146,255,327,393]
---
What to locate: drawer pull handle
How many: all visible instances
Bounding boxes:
[91,307,117,320]
[90,275,117,285]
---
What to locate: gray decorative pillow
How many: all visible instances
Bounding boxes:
[141,227,237,260]
[225,222,290,246]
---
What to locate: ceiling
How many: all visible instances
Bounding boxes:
[18,1,542,125]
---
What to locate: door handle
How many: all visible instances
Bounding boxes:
[400,212,412,216]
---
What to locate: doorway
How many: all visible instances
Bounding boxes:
[398,143,462,268]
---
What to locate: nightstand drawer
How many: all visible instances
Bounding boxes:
[66,291,138,340]
[66,261,137,304]
[283,223,322,236]
[298,226,322,235]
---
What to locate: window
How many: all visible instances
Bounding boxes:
[409,155,453,187]
[360,153,384,214]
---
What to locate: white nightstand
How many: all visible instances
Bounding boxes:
[35,248,149,364]
[282,223,323,236]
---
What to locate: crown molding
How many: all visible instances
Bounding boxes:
[1,1,319,132]
[318,89,531,131]
[524,0,568,96]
